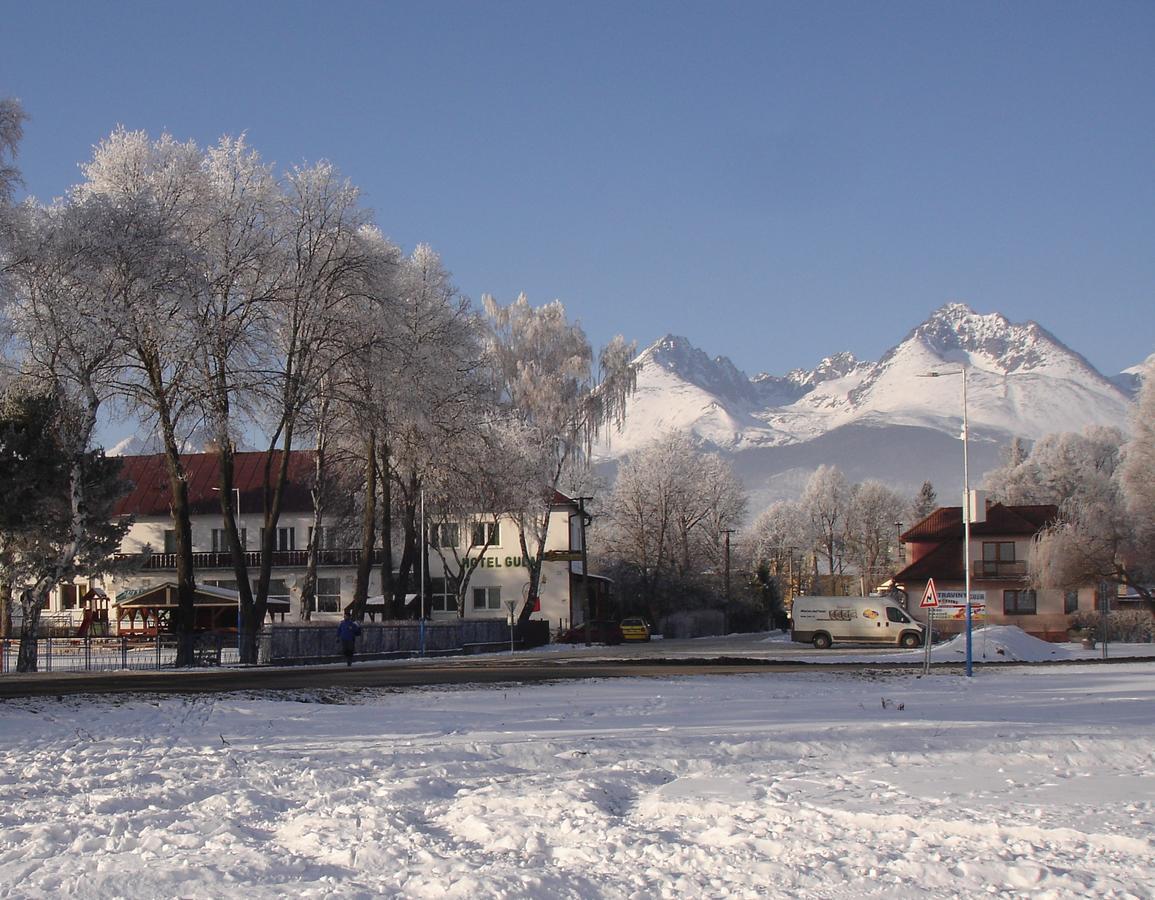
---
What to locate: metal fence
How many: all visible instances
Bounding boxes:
[1,633,241,674]
[1,618,551,674]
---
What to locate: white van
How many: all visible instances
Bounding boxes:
[791,596,924,649]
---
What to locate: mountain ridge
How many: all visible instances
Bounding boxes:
[595,304,1145,505]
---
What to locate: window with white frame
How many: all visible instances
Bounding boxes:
[211,528,247,552]
[471,521,500,547]
[430,523,460,548]
[316,577,342,613]
[59,582,88,610]
[261,527,296,551]
[472,586,501,611]
[429,577,454,613]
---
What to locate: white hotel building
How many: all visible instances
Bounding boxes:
[48,451,609,634]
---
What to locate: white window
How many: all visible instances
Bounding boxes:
[472,586,501,611]
[431,523,459,548]
[316,577,342,613]
[471,521,501,547]
[211,528,247,552]
[261,527,296,551]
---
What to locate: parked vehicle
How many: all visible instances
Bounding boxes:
[619,617,652,642]
[790,596,924,649]
[556,621,623,645]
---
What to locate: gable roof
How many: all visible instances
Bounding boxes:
[894,540,966,582]
[900,503,1058,542]
[111,451,315,517]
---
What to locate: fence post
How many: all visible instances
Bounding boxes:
[45,637,52,673]
[84,636,91,672]
[121,636,128,669]
[155,633,161,669]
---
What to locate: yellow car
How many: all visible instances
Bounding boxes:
[619,617,652,642]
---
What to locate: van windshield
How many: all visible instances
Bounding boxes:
[886,607,911,624]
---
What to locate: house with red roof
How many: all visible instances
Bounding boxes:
[894,499,1094,641]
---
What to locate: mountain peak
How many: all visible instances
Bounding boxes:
[898,303,1098,377]
[638,334,754,402]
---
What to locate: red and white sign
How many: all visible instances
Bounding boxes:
[920,578,940,608]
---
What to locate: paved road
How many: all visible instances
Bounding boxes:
[0,652,925,699]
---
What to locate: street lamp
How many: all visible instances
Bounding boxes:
[919,366,974,677]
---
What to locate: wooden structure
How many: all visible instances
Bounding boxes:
[115,582,290,636]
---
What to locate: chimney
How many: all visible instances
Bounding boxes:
[966,489,988,524]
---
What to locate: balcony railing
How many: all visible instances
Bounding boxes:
[120,548,386,571]
[975,559,1027,578]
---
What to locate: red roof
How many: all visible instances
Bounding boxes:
[112,451,315,517]
[894,541,967,582]
[900,503,1057,542]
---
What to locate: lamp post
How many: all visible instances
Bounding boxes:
[919,367,973,676]
[419,489,426,657]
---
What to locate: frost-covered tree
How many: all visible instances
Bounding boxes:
[845,480,907,594]
[375,245,489,617]
[0,96,24,207]
[911,480,938,522]
[76,128,207,661]
[800,464,851,589]
[601,432,742,624]
[746,500,809,569]
[483,293,636,626]
[984,428,1122,507]
[1032,363,1155,605]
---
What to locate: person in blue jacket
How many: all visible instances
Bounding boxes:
[337,609,362,666]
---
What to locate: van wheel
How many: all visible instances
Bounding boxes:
[813,633,832,650]
[900,632,921,649]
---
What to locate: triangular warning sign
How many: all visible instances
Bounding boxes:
[921,578,939,608]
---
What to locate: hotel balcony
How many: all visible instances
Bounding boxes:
[120,548,385,571]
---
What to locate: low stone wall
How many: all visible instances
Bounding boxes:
[262,619,516,664]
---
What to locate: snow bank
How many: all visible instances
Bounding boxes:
[932,624,1075,662]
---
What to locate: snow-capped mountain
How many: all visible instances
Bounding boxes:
[595,304,1142,505]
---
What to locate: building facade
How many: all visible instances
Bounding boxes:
[894,500,1091,640]
[46,451,596,634]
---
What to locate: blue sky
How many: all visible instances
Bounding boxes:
[3,1,1152,378]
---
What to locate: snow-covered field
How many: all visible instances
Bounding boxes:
[2,656,1154,898]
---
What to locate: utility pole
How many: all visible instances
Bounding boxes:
[722,529,734,632]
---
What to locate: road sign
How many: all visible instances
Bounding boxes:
[936,590,986,604]
[920,578,939,608]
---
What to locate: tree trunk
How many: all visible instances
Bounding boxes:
[0,582,11,640]
[15,589,45,673]
[147,356,198,667]
[394,495,418,618]
[378,439,397,617]
[515,514,548,628]
[351,433,376,620]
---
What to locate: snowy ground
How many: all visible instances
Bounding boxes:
[2,653,1154,898]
